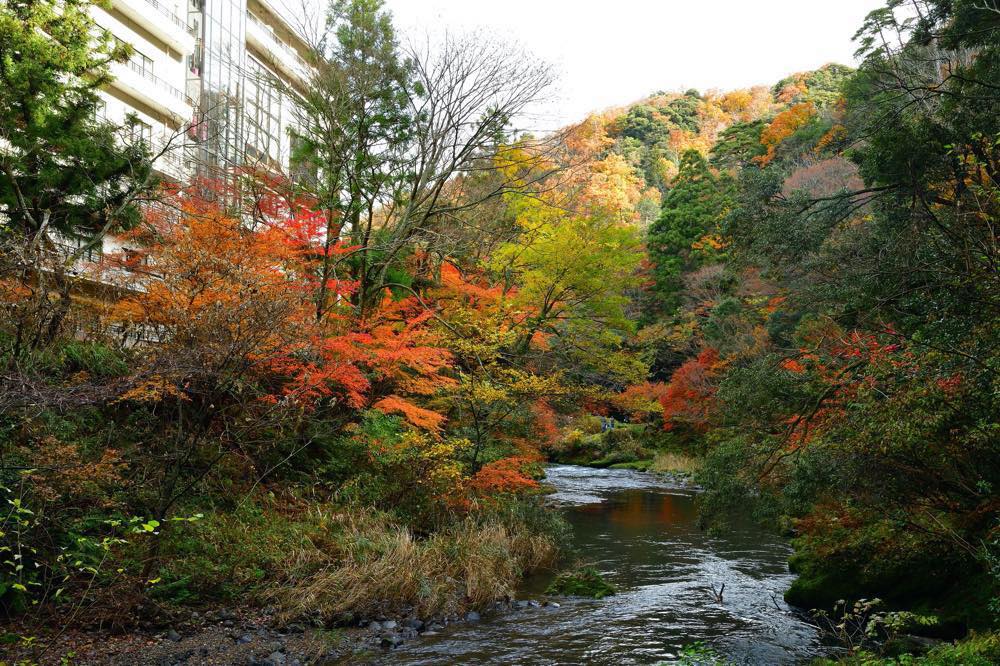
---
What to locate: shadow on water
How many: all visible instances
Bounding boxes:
[380,465,828,665]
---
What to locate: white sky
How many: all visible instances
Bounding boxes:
[384,0,884,132]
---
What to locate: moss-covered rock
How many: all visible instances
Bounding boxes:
[784,531,993,636]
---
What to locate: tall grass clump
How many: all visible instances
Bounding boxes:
[273,506,563,624]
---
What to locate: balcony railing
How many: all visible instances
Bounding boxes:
[153,142,188,181]
[246,11,311,74]
[135,0,189,33]
[122,59,194,106]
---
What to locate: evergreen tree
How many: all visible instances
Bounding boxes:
[647,150,732,315]
[0,0,153,350]
[291,0,414,319]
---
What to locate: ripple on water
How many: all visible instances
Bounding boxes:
[382,464,828,665]
[542,464,691,507]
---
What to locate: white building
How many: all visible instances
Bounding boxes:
[90,0,312,185]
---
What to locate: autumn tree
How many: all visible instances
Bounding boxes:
[754,102,816,166]
[290,0,414,321]
[0,0,155,355]
[659,347,722,436]
[772,63,852,107]
[105,190,393,577]
[424,262,564,468]
[290,8,559,319]
[490,189,645,378]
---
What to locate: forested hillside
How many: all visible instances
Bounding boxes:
[594,1,1000,658]
[0,0,997,663]
[628,11,998,621]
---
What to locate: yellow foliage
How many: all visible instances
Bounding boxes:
[756,102,816,166]
[116,376,190,404]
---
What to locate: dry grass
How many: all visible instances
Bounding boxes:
[272,511,559,623]
[650,451,702,475]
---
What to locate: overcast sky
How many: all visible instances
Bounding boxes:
[383,0,884,131]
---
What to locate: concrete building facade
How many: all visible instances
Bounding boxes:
[91,0,311,186]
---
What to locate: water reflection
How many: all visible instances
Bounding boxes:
[381,465,826,665]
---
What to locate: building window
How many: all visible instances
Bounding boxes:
[122,247,148,269]
[245,55,282,163]
[70,236,103,263]
[129,120,153,145]
[115,38,155,79]
[129,48,154,78]
[188,43,203,75]
[94,98,109,123]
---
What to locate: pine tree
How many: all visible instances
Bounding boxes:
[647,150,731,316]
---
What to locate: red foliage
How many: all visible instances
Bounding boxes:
[660,348,722,434]
[113,185,455,423]
[614,381,670,421]
[781,358,806,373]
[832,330,904,363]
[532,400,560,446]
[373,395,446,432]
[468,457,539,495]
[936,373,963,395]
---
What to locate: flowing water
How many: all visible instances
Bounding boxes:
[383,464,828,665]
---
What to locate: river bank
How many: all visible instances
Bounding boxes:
[12,464,994,665]
[6,465,822,665]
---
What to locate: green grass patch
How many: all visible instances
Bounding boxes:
[814,631,1000,665]
[609,459,653,471]
[545,567,616,599]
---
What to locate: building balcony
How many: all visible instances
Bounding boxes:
[109,59,194,122]
[151,141,189,183]
[110,0,195,53]
[245,11,312,88]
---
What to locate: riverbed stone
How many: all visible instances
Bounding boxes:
[403,618,424,631]
[465,611,481,622]
[166,629,182,642]
[381,619,398,630]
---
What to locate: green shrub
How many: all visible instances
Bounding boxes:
[546,567,616,599]
[815,631,1000,665]
[153,500,338,604]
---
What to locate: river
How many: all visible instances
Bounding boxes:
[382,464,828,665]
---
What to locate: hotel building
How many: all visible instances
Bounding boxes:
[90,0,312,185]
